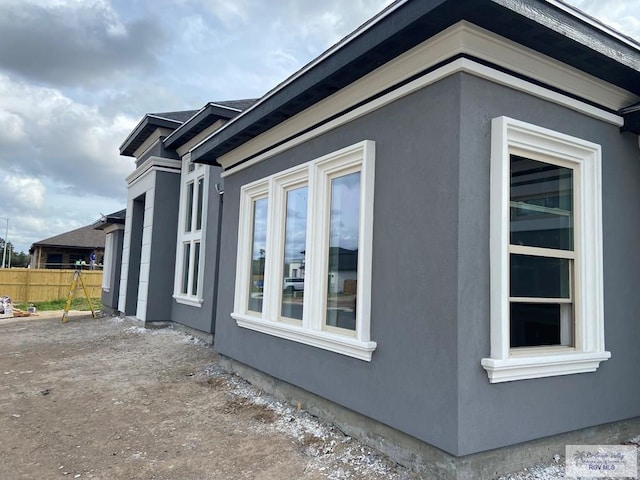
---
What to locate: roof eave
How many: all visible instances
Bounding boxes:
[120,115,184,157]
[190,0,640,165]
[163,103,243,150]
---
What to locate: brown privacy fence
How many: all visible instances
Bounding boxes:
[0,269,102,303]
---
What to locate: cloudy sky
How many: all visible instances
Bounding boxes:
[0,0,638,253]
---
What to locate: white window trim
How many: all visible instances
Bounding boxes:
[481,116,610,383]
[232,140,377,361]
[173,154,208,307]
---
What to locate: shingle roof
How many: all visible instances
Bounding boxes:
[31,223,105,250]
[121,100,259,157]
[213,99,259,111]
[149,110,200,123]
[163,99,260,150]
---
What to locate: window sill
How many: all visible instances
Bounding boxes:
[481,350,611,383]
[173,295,204,308]
[232,313,377,361]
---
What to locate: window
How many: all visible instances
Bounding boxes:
[174,159,208,306]
[232,141,376,361]
[481,117,609,383]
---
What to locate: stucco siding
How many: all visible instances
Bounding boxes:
[456,73,640,455]
[215,75,463,454]
[146,171,180,322]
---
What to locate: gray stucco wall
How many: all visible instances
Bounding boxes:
[101,229,124,312]
[146,170,180,322]
[214,71,640,457]
[171,166,224,334]
[456,73,640,455]
[216,75,463,454]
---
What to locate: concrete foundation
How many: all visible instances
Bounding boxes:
[219,354,639,480]
[121,315,214,345]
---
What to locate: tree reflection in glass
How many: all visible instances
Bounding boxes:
[248,197,268,313]
[280,186,308,320]
[325,172,360,331]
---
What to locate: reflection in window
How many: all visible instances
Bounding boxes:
[181,243,190,295]
[248,197,268,313]
[196,177,204,230]
[510,156,573,250]
[192,242,200,296]
[325,172,360,331]
[185,181,194,232]
[509,155,574,347]
[281,186,307,320]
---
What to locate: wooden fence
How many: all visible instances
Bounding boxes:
[0,269,103,303]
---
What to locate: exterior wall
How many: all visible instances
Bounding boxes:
[100,227,124,312]
[145,171,180,322]
[170,166,224,334]
[456,73,640,454]
[118,159,181,320]
[216,75,462,454]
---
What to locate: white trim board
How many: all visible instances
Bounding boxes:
[210,22,633,176]
[221,57,624,179]
[126,156,181,186]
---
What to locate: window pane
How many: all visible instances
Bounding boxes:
[281,186,307,320]
[192,242,200,296]
[510,303,573,347]
[510,254,570,299]
[510,155,573,250]
[185,182,194,232]
[325,172,360,331]
[196,177,204,230]
[248,198,268,313]
[181,243,190,295]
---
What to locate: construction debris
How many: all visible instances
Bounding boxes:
[0,297,35,318]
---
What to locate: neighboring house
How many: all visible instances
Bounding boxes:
[115,1,640,478]
[116,101,257,340]
[29,223,105,269]
[92,210,126,315]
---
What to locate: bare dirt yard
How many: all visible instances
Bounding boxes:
[0,312,416,480]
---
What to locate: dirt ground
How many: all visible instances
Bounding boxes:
[0,311,415,480]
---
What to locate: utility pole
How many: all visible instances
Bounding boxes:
[0,217,7,269]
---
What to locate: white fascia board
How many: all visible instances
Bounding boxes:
[126,156,181,186]
[216,23,633,176]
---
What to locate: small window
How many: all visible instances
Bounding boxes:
[185,181,194,232]
[325,171,360,333]
[248,197,268,314]
[196,177,204,231]
[280,185,307,321]
[481,117,609,383]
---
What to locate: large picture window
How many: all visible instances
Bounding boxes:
[232,141,376,361]
[174,158,208,306]
[482,117,609,383]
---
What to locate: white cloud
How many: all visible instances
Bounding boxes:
[199,0,251,24]
[0,74,136,198]
[0,110,26,144]
[565,0,640,41]
[0,175,46,210]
